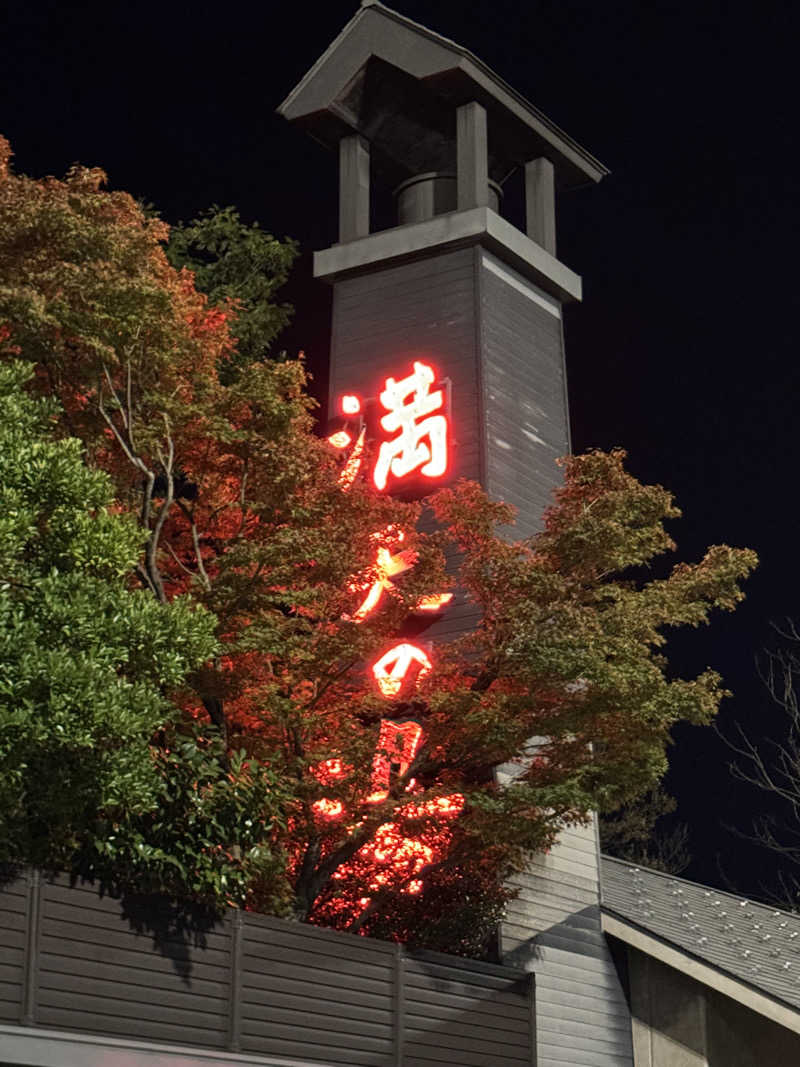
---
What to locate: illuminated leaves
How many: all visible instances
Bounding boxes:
[0,138,758,949]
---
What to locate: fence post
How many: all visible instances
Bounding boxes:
[20,869,42,1026]
[394,945,405,1067]
[227,910,244,1051]
[529,972,538,1067]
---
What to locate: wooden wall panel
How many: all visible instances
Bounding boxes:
[239,914,394,1066]
[500,816,633,1065]
[329,246,482,649]
[329,247,482,490]
[478,252,633,1065]
[478,249,569,541]
[0,871,536,1065]
[35,875,230,1048]
[404,956,533,1067]
[327,224,635,1062]
[0,871,27,1023]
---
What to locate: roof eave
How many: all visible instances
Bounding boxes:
[277,0,608,189]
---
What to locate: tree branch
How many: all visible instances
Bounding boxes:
[175,500,212,593]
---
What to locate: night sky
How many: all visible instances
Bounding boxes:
[5,0,799,897]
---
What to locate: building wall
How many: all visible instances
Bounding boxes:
[329,244,482,642]
[628,950,707,1067]
[496,766,633,1066]
[329,238,633,1066]
[627,947,800,1066]
[329,245,482,488]
[478,252,633,1067]
[479,250,570,540]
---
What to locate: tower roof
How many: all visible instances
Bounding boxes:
[277,0,608,191]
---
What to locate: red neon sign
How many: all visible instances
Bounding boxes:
[373,361,448,491]
[414,592,454,613]
[372,642,432,698]
[367,719,423,803]
[316,362,458,901]
[327,429,351,449]
[327,361,450,494]
[348,528,453,623]
[351,529,417,622]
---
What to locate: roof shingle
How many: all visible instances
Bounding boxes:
[601,854,800,1011]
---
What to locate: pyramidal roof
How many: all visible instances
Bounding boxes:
[278,0,608,191]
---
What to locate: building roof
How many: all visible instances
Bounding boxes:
[601,854,800,1013]
[277,0,608,191]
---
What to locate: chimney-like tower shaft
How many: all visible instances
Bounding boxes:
[279,6,633,1063]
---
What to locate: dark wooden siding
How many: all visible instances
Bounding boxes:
[330,245,483,646]
[478,255,633,1065]
[478,250,569,540]
[403,954,534,1067]
[328,237,632,1064]
[0,871,27,1023]
[35,874,231,1048]
[328,246,569,637]
[0,870,534,1065]
[329,247,482,490]
[497,767,633,1066]
[239,912,395,1066]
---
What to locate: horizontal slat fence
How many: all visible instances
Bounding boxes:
[0,869,535,1065]
[0,873,26,1024]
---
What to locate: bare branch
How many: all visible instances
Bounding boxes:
[126,360,136,451]
[134,562,158,597]
[98,380,146,475]
[719,626,800,884]
[236,459,249,537]
[175,499,212,593]
[102,364,128,432]
[144,415,174,603]
[165,543,199,581]
[140,469,155,530]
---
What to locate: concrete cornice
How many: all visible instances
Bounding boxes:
[313,207,582,304]
[602,911,800,1036]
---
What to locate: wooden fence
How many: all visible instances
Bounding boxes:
[0,869,535,1066]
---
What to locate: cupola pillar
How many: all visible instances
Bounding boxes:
[338,134,371,242]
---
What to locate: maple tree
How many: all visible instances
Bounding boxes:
[0,137,758,951]
[164,204,297,380]
[599,785,690,874]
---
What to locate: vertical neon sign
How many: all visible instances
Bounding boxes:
[319,361,459,905]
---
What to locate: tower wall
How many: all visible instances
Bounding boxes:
[329,245,572,540]
[328,236,633,1065]
[329,243,483,642]
[329,245,482,484]
[478,249,569,536]
[283,5,630,1058]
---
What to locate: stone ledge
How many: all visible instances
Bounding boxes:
[314,207,582,304]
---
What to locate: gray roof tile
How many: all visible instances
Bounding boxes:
[601,854,800,1010]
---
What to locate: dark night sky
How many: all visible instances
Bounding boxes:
[4,0,800,896]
